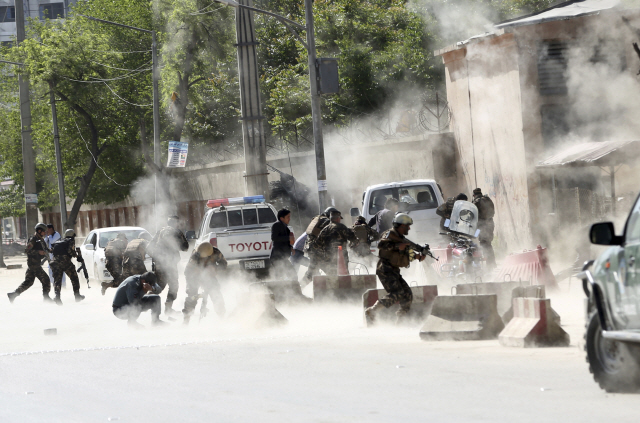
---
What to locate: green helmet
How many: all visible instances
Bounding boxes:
[393,213,413,226]
[64,229,76,238]
[35,223,47,232]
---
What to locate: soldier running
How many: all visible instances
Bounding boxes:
[182,242,227,325]
[50,229,85,305]
[314,210,359,274]
[7,223,53,303]
[351,215,379,258]
[101,233,129,295]
[301,207,335,284]
[122,232,152,280]
[149,216,189,316]
[364,213,426,324]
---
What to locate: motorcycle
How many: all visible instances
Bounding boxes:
[439,200,485,280]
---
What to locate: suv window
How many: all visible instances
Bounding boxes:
[85,232,97,246]
[258,207,277,224]
[368,185,438,215]
[228,210,243,227]
[243,208,258,225]
[625,198,640,243]
[209,211,228,229]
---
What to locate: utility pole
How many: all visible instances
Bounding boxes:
[303,0,328,212]
[235,0,269,199]
[15,0,39,232]
[152,31,162,231]
[49,81,67,229]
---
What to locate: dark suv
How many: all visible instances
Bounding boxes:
[582,197,640,392]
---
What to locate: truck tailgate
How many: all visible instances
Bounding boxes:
[215,227,273,260]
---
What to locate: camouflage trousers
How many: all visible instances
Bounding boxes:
[479,240,496,269]
[51,260,80,297]
[182,276,225,318]
[122,257,147,280]
[376,262,413,313]
[105,257,124,287]
[15,264,51,295]
[155,262,179,303]
[303,250,345,281]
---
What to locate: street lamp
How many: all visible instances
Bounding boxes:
[215,0,330,212]
[79,15,163,230]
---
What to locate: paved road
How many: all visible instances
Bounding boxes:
[0,255,637,422]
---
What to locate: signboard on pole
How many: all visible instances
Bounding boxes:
[24,194,38,204]
[167,141,188,168]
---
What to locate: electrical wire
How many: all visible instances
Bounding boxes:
[103,82,152,107]
[88,49,152,54]
[189,5,226,15]
[73,118,133,187]
[89,59,151,72]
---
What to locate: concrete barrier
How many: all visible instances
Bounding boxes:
[313,275,377,301]
[257,280,312,304]
[499,298,569,347]
[452,281,529,319]
[497,245,557,289]
[363,285,438,326]
[419,294,505,341]
[501,285,559,324]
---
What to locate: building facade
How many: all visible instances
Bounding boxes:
[0,0,72,44]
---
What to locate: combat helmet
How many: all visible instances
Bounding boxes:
[393,213,413,226]
[197,242,214,257]
[64,229,76,237]
[35,223,47,233]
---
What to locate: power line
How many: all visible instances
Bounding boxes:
[73,118,133,187]
[88,49,152,54]
[103,82,152,107]
[89,59,151,72]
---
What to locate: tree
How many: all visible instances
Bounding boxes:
[6,0,154,228]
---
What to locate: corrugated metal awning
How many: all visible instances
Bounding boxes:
[537,140,640,168]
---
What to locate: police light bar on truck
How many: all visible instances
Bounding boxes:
[206,195,265,208]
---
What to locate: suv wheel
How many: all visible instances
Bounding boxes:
[585,312,640,392]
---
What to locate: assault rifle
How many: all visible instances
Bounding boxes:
[76,248,90,288]
[38,239,51,266]
[405,239,438,262]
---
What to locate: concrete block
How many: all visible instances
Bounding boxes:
[313,275,377,301]
[363,285,438,326]
[499,298,569,347]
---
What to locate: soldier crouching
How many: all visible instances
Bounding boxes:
[182,243,227,325]
[365,213,426,324]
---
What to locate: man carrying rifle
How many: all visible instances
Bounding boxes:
[7,223,53,303]
[365,213,427,324]
[50,229,85,305]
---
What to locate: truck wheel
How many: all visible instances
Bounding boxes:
[585,312,640,392]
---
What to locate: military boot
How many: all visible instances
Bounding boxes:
[54,295,63,306]
[395,308,409,325]
[7,291,19,303]
[75,293,85,302]
[364,301,384,326]
[100,282,112,296]
[164,301,180,317]
[43,294,54,303]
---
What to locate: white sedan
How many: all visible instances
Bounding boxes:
[78,226,152,282]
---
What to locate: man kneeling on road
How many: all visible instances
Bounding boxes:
[112,271,167,328]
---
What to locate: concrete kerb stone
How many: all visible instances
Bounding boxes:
[313,275,377,302]
[363,285,438,326]
[499,297,570,347]
[419,294,505,341]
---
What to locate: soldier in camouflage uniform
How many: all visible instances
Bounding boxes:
[101,233,129,295]
[365,213,426,324]
[313,210,359,274]
[50,229,85,305]
[301,207,335,284]
[122,232,152,280]
[351,216,379,258]
[436,193,468,231]
[7,223,53,303]
[182,242,228,325]
[472,188,496,270]
[149,216,189,316]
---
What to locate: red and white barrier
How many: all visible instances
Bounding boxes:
[499,297,569,347]
[313,275,377,301]
[429,245,453,277]
[497,245,557,289]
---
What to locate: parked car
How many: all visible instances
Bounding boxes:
[350,179,445,245]
[581,195,640,393]
[79,226,152,282]
[192,195,291,274]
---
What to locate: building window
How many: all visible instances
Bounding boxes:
[537,40,568,96]
[0,6,15,22]
[39,3,65,20]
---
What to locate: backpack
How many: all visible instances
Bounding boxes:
[353,225,369,243]
[306,215,329,237]
[52,238,72,256]
[476,195,495,219]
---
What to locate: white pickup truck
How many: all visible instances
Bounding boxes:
[350,179,445,244]
[193,195,290,272]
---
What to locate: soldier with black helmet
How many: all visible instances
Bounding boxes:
[50,229,85,305]
[7,223,53,303]
[149,215,189,316]
[365,213,426,324]
[314,209,359,274]
[101,233,129,295]
[351,215,379,258]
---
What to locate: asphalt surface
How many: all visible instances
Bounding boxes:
[0,254,637,422]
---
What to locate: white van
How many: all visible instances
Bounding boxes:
[350,179,444,243]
